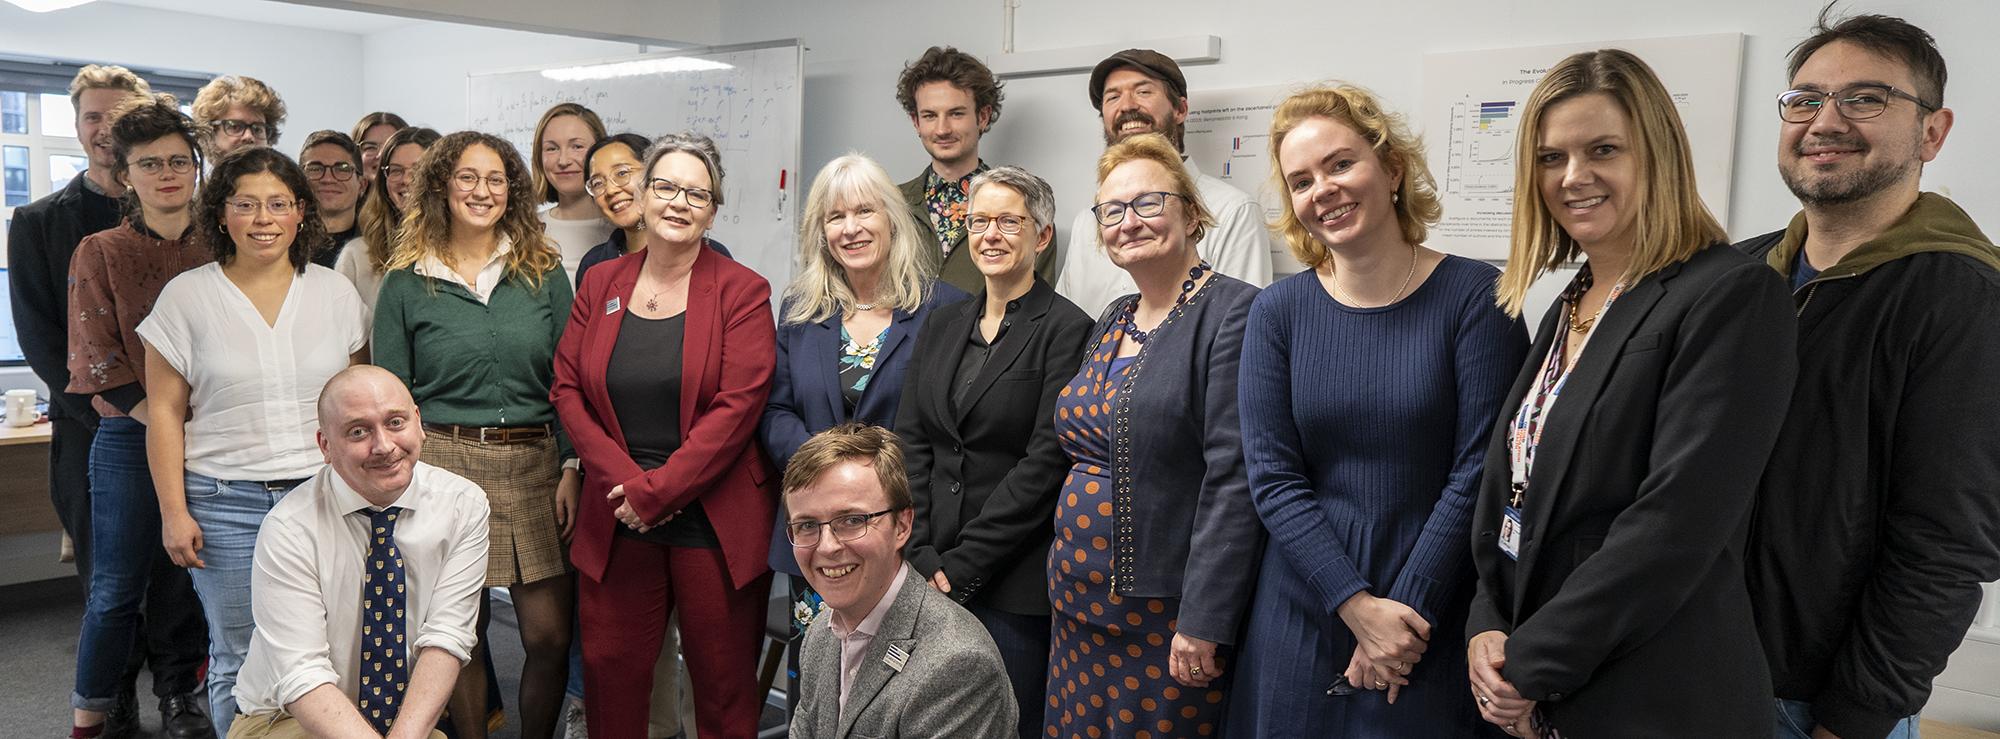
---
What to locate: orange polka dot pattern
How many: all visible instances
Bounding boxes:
[1044,334,1220,739]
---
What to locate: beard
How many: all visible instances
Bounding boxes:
[1780,133,1918,206]
[1103,108,1186,150]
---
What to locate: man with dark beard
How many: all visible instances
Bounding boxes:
[1054,49,1272,316]
[1737,9,2000,739]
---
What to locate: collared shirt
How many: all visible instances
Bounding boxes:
[923,162,986,255]
[135,263,369,479]
[413,235,515,304]
[831,561,909,721]
[953,295,1020,411]
[1056,159,1276,317]
[233,462,490,717]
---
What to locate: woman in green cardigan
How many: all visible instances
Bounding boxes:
[373,130,575,739]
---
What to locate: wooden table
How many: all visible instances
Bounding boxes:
[0,421,54,445]
[0,422,57,537]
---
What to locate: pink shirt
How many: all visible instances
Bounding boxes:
[830,562,909,722]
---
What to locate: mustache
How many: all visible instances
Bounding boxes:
[1794,134,1868,156]
[1113,109,1158,130]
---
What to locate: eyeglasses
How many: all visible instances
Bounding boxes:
[452,171,509,193]
[131,155,195,176]
[648,178,715,209]
[785,508,901,548]
[213,119,273,141]
[968,214,1034,235]
[585,165,640,197]
[380,164,409,182]
[304,162,359,182]
[226,198,297,217]
[1090,191,1184,227]
[1777,85,1938,124]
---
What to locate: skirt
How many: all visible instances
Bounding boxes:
[423,432,569,585]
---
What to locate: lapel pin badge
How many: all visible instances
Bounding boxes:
[605,296,621,315]
[883,643,910,672]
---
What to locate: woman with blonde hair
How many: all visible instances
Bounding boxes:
[1466,49,1795,737]
[531,102,613,276]
[758,153,965,716]
[1230,83,1526,738]
[373,130,577,739]
[334,125,440,309]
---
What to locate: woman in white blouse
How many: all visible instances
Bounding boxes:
[139,145,369,736]
[532,102,613,277]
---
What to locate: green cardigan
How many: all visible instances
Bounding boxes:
[372,264,575,458]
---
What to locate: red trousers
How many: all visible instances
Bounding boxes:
[579,536,770,739]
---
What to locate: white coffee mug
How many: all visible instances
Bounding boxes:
[5,389,38,427]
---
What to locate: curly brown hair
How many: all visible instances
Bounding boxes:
[192,75,287,152]
[894,46,1004,131]
[388,131,560,290]
[108,93,202,200]
[192,145,322,273]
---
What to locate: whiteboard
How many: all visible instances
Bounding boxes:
[467,41,803,294]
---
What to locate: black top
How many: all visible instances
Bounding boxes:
[606,311,717,548]
[951,302,1016,411]
[6,172,121,422]
[311,224,358,269]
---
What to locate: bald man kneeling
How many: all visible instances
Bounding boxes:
[227,366,491,739]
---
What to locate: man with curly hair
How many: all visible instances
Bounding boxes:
[192,75,285,159]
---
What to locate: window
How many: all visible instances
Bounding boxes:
[2,146,27,207]
[1,91,25,134]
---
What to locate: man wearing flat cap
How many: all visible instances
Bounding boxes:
[1055,48,1274,316]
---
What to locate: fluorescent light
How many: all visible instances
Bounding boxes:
[3,0,98,11]
[541,56,732,82]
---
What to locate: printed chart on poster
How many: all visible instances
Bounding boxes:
[1421,33,1743,259]
[1183,84,1307,278]
[467,41,803,294]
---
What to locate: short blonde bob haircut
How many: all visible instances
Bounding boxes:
[192,75,287,149]
[530,102,607,203]
[1267,84,1442,269]
[388,131,561,291]
[783,153,934,325]
[1093,133,1213,250]
[1496,49,1724,316]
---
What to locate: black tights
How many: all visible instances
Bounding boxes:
[449,576,575,739]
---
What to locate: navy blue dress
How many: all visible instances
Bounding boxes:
[1227,256,1526,737]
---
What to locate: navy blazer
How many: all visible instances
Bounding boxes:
[759,281,968,575]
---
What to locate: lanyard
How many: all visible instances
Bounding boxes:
[1507,278,1627,507]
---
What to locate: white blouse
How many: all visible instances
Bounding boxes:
[539,207,613,279]
[137,263,368,480]
[332,237,386,311]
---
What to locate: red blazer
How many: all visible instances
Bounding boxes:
[552,246,778,588]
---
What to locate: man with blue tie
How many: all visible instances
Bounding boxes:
[226,366,489,738]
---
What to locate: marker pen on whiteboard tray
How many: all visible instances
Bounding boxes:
[777,168,788,217]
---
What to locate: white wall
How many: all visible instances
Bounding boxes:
[358,23,645,133]
[297,0,721,46]
[0,1,364,146]
[716,0,2000,265]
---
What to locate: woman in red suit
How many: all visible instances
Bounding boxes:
[551,132,777,739]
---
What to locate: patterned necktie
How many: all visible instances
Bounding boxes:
[359,506,408,734]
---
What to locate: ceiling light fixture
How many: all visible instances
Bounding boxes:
[3,0,99,12]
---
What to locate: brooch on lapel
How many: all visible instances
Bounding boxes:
[604,296,621,315]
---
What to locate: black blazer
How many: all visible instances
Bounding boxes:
[6,172,121,422]
[1084,275,1263,644]
[1466,243,1797,737]
[898,277,1092,615]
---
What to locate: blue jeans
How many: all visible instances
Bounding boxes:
[1776,699,1920,739]
[184,469,301,738]
[71,417,207,711]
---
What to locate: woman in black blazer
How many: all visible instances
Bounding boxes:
[1466,50,1796,738]
[897,166,1092,739]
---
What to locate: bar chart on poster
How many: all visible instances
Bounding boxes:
[1420,33,1744,259]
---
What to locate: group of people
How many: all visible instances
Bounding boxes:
[7,6,1997,739]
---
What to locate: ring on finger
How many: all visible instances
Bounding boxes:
[1374,680,1388,689]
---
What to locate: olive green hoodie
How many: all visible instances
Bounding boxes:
[1764,192,2000,282]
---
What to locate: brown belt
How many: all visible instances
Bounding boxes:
[423,423,552,444]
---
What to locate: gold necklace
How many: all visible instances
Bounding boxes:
[1330,243,1418,308]
[1568,296,1609,334]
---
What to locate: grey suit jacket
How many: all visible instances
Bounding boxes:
[790,567,1017,739]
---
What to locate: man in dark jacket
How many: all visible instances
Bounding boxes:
[7,65,213,739]
[1739,10,2000,739]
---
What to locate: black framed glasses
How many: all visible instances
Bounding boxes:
[648,177,715,209]
[1091,191,1184,227]
[131,155,195,176]
[785,508,901,548]
[213,118,273,141]
[1777,85,1938,123]
[304,162,359,182]
[452,170,508,193]
[968,213,1034,235]
[585,165,641,197]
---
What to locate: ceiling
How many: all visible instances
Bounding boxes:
[103,0,413,35]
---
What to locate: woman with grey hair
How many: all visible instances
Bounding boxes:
[552,131,778,738]
[895,165,1094,739]
[758,153,967,693]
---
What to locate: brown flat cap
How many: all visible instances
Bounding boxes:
[1088,49,1187,111]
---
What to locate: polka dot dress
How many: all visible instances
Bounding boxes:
[1044,328,1223,739]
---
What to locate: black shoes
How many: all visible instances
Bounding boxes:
[102,686,139,739]
[160,693,215,739]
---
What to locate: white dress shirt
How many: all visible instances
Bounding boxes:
[136,263,368,480]
[1056,160,1275,318]
[412,234,516,304]
[831,561,910,722]
[233,462,490,717]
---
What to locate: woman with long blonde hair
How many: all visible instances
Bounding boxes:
[373,130,577,739]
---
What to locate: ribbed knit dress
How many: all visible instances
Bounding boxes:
[1227,255,1527,737]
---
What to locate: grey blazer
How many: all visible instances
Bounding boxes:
[790,567,1017,739]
